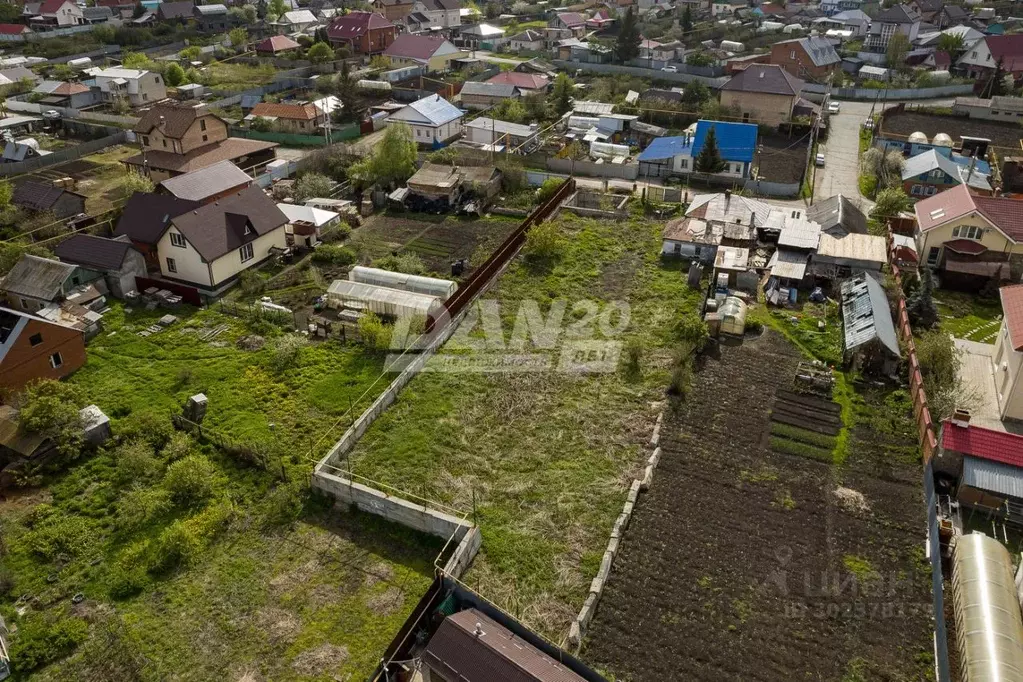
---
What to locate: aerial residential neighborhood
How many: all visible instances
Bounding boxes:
[0,0,1022,680]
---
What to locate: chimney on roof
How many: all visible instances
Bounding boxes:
[473,623,486,637]
[952,408,971,427]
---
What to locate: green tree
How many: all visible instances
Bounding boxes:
[293,172,335,202]
[228,27,248,49]
[162,455,218,507]
[523,92,548,122]
[936,32,965,60]
[179,46,201,61]
[165,63,186,87]
[335,59,365,122]
[885,32,910,70]
[616,7,641,63]
[307,41,333,63]
[694,126,726,173]
[123,169,154,196]
[0,3,22,21]
[870,187,911,222]
[550,73,574,115]
[907,267,938,329]
[256,0,268,19]
[493,97,527,123]
[348,122,417,188]
[120,51,152,69]
[681,4,693,33]
[680,80,709,107]
[18,380,83,458]
[269,0,287,18]
[133,0,145,18]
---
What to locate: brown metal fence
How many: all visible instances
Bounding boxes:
[431,177,576,329]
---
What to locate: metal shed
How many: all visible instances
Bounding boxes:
[839,272,899,374]
[951,533,1023,682]
[348,266,457,299]
[326,280,442,319]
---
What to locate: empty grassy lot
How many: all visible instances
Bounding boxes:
[934,289,1001,343]
[346,212,701,639]
[0,304,442,680]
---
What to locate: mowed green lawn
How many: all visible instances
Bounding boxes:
[1,305,442,681]
[347,213,700,640]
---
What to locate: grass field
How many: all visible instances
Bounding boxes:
[0,304,443,680]
[934,289,1002,343]
[203,62,277,94]
[345,211,701,639]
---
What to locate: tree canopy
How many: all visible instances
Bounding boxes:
[348,123,418,188]
[616,7,641,63]
[550,73,574,115]
[694,126,726,173]
[307,41,333,63]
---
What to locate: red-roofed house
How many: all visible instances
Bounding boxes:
[586,10,615,29]
[991,284,1023,422]
[29,0,83,28]
[937,417,1023,522]
[914,183,1023,284]
[958,35,1023,81]
[485,71,550,94]
[0,24,31,36]
[255,35,301,55]
[383,34,465,72]
[551,11,586,36]
[248,102,325,134]
[326,11,396,55]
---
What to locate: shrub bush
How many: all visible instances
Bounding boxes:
[262,482,306,527]
[17,379,83,457]
[358,311,391,351]
[118,410,173,450]
[238,269,264,296]
[114,439,162,484]
[521,220,564,263]
[311,244,357,265]
[535,177,562,203]
[162,455,217,507]
[106,563,149,599]
[26,512,98,559]
[8,614,88,673]
[161,431,194,462]
[373,252,425,275]
[268,334,307,372]
[116,486,172,533]
[148,520,201,574]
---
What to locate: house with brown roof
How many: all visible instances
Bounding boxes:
[421,608,589,682]
[485,71,550,94]
[372,0,414,22]
[770,36,841,81]
[124,102,277,181]
[54,235,146,298]
[113,192,200,266]
[0,24,32,37]
[326,11,396,55]
[248,102,325,134]
[155,185,289,294]
[156,0,193,21]
[383,34,466,72]
[550,11,586,35]
[32,80,94,109]
[914,183,1023,286]
[255,35,302,55]
[12,180,86,219]
[0,254,86,312]
[0,306,86,392]
[719,64,804,126]
[957,35,1023,82]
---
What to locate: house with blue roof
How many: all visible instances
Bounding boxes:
[637,120,758,179]
[387,94,465,148]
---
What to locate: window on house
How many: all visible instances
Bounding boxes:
[29,333,42,346]
[170,232,186,247]
[679,158,688,169]
[790,50,796,59]
[166,257,177,273]
[910,184,921,195]
[162,139,167,148]
[927,246,940,265]
[240,243,254,262]
[49,352,62,369]
[20,297,29,309]
[143,94,148,101]
[244,225,252,235]
[142,135,149,145]
[972,50,977,57]
[202,134,208,142]
[200,119,207,131]
[952,225,983,240]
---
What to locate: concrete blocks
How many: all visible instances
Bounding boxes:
[640,464,654,490]
[649,422,661,448]
[568,621,582,648]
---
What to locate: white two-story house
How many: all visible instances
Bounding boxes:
[156,185,288,295]
[864,4,921,52]
[85,67,167,107]
[413,0,460,27]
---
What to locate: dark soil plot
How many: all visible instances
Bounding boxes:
[757,132,811,184]
[881,111,1022,153]
[585,332,933,682]
[351,214,520,276]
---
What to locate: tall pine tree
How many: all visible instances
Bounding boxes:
[695,126,726,173]
[616,8,641,63]
[681,5,692,34]
[335,60,365,124]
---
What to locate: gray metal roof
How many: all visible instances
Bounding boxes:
[962,455,1023,499]
[461,81,518,98]
[1,254,76,301]
[159,160,251,201]
[400,94,463,126]
[840,272,900,357]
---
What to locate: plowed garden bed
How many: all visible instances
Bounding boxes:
[585,332,932,681]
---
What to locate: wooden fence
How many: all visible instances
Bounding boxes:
[172,414,285,479]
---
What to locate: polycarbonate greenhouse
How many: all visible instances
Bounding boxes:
[951,533,1023,682]
[326,280,443,319]
[348,266,457,299]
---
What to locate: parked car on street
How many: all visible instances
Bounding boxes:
[661,65,678,73]
[827,101,840,114]
[815,152,826,167]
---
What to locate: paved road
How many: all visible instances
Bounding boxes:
[813,100,874,213]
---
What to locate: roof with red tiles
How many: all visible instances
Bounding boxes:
[556,11,585,26]
[383,33,449,60]
[915,182,1023,241]
[943,238,988,255]
[250,102,319,120]
[941,420,1023,467]
[326,11,393,39]
[0,24,29,34]
[486,71,550,90]
[1000,283,1023,352]
[255,35,301,53]
[38,0,71,15]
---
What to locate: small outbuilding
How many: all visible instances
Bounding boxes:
[719,296,747,336]
[839,272,899,374]
[326,279,443,319]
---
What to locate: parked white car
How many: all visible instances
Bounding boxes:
[827,101,840,114]
[815,152,826,167]
[661,65,678,73]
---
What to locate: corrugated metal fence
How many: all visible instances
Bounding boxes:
[0,129,128,176]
